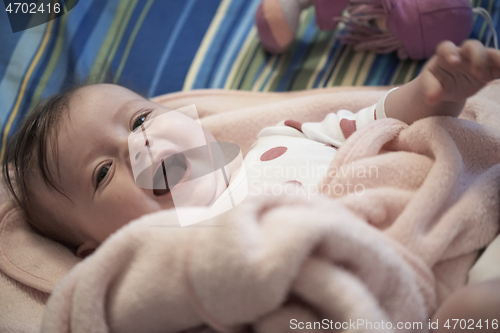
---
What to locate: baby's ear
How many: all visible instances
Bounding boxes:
[76,240,97,258]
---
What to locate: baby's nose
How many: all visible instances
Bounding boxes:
[129,133,152,163]
[132,130,153,147]
[133,141,152,160]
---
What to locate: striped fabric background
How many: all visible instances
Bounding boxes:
[0,0,499,158]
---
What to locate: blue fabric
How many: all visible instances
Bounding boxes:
[0,0,220,149]
[0,0,499,151]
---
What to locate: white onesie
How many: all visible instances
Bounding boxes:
[242,92,390,197]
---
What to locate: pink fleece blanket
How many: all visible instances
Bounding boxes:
[2,84,500,332]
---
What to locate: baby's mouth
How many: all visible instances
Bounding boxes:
[152,153,188,196]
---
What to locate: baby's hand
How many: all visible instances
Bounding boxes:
[421,40,500,106]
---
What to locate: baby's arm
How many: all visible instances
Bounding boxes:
[385,40,500,124]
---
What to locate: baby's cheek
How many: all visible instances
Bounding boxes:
[172,173,218,207]
[97,187,157,229]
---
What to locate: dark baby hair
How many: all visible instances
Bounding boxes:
[1,87,79,245]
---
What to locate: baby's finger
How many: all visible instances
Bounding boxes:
[486,48,500,79]
[459,39,489,81]
[436,41,461,66]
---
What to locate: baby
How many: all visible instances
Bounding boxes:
[3,40,500,324]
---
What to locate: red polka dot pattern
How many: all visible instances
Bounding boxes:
[284,119,303,132]
[260,146,287,161]
[374,108,377,120]
[339,118,357,139]
[285,180,303,187]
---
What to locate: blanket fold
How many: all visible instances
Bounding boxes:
[42,188,431,333]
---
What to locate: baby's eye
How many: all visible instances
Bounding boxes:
[132,112,151,131]
[97,165,110,184]
[132,116,146,131]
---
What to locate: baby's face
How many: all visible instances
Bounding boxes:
[35,84,230,253]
